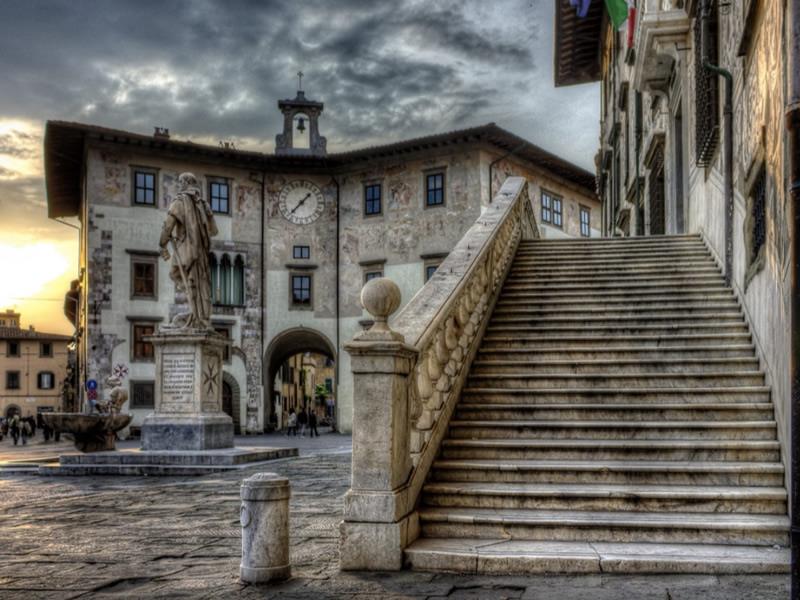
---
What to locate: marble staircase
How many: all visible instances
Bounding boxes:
[404,235,789,574]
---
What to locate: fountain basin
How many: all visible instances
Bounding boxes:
[42,413,132,452]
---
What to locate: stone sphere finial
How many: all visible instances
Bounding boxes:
[360,277,401,336]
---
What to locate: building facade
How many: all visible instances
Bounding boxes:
[0,310,71,419]
[45,92,599,434]
[555,0,793,476]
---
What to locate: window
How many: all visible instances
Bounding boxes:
[553,197,563,228]
[6,340,19,357]
[425,264,439,282]
[293,245,310,259]
[745,166,767,287]
[6,371,20,390]
[209,178,230,214]
[131,322,155,361]
[210,253,245,306]
[364,183,382,216]
[325,378,333,393]
[291,274,312,308]
[37,371,55,390]
[694,2,720,167]
[133,169,157,206]
[130,381,155,408]
[214,326,232,362]
[541,193,552,223]
[131,255,157,299]
[425,172,445,206]
[542,191,562,228]
[40,342,52,357]
[364,270,382,283]
[580,206,591,237]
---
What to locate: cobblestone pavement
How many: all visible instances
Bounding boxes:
[0,434,789,599]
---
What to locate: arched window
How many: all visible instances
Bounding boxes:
[220,254,232,305]
[233,255,245,305]
[209,253,219,304]
[37,371,55,390]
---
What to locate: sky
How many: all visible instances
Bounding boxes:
[0,0,599,335]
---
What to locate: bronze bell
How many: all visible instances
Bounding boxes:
[296,116,306,133]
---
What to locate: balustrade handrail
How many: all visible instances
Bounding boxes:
[389,176,538,506]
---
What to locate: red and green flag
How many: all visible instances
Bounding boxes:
[604,0,633,30]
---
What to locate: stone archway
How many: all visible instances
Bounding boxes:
[263,327,336,429]
[5,404,20,418]
[221,371,242,435]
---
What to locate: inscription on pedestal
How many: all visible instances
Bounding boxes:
[162,353,195,413]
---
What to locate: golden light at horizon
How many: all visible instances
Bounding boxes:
[0,242,69,308]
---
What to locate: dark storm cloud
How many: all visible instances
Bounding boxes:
[0,0,598,233]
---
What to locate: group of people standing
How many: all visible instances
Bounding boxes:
[285,407,319,437]
[0,413,58,446]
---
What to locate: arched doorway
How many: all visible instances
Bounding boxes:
[264,327,337,431]
[5,405,20,418]
[221,372,241,435]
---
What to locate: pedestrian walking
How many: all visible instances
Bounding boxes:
[308,409,319,438]
[287,409,297,437]
[9,413,20,446]
[297,407,308,437]
[20,418,31,445]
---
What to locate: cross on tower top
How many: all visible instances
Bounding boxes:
[297,71,304,91]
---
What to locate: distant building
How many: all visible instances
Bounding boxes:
[0,310,71,418]
[44,90,599,434]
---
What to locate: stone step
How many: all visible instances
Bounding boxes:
[488,315,745,329]
[505,269,722,282]
[453,403,773,422]
[470,357,759,376]
[56,446,297,466]
[484,323,750,336]
[476,345,756,361]
[403,538,790,574]
[516,242,706,253]
[417,507,789,546]
[466,372,765,390]
[429,459,785,486]
[498,288,734,302]
[511,259,717,272]
[491,303,742,317]
[439,439,781,462]
[447,420,777,440]
[513,248,711,260]
[459,387,771,404]
[518,234,701,245]
[421,482,786,514]
[480,333,753,350]
[502,278,726,292]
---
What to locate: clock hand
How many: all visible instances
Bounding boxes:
[290,193,312,214]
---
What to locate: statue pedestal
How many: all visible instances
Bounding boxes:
[141,329,233,451]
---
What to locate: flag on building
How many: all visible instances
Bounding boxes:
[604,0,632,30]
[569,0,592,18]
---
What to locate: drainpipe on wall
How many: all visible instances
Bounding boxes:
[250,170,267,433]
[787,1,800,598]
[489,142,527,204]
[635,91,643,235]
[331,174,341,433]
[701,0,734,285]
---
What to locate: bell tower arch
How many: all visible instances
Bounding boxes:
[275,72,327,157]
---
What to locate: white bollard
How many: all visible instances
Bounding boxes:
[240,472,291,583]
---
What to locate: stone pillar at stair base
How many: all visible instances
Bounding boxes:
[141,329,233,451]
[340,277,419,570]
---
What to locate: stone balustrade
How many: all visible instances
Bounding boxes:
[339,177,537,570]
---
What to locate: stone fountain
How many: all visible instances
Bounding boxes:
[43,376,132,452]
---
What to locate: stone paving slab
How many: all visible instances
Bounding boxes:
[0,435,790,599]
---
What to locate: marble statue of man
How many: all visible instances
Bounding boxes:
[159,172,218,329]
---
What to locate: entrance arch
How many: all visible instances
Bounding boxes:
[221,371,241,434]
[264,327,337,429]
[5,404,20,418]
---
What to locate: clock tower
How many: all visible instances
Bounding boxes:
[275,73,327,157]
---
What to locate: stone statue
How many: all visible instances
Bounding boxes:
[159,173,218,329]
[96,376,128,414]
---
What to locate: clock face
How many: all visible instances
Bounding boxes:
[278,180,324,225]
